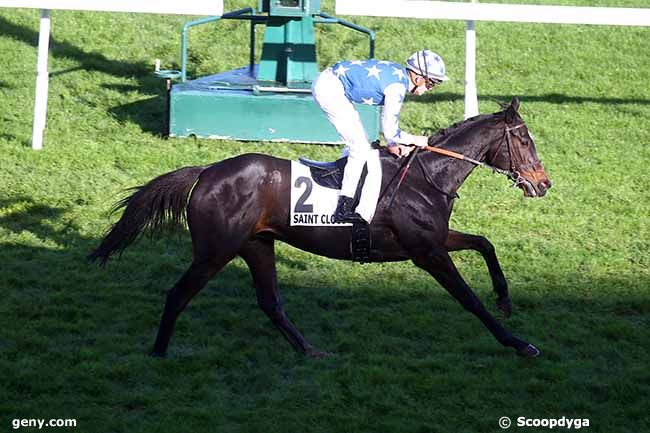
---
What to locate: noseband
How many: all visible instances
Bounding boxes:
[502,124,542,190]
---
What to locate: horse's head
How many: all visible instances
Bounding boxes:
[486,98,552,197]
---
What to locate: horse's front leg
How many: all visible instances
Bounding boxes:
[413,247,540,357]
[444,229,511,317]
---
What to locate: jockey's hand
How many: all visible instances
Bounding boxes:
[413,135,429,147]
[387,144,414,158]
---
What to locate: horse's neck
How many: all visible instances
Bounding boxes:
[426,116,500,196]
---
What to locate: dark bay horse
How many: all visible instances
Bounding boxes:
[90,98,551,358]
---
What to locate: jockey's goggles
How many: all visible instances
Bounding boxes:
[425,76,443,90]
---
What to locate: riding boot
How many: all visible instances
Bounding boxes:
[333,196,365,223]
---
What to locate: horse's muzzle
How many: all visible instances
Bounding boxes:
[519,163,551,198]
[536,178,552,196]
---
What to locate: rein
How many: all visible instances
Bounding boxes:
[381,122,533,205]
[422,123,527,188]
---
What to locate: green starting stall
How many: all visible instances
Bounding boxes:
[160,0,380,143]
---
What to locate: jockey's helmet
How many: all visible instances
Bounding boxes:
[406,50,449,83]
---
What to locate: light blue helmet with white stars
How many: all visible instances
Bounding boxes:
[406,50,449,82]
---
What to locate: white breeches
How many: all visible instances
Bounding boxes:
[312,68,372,198]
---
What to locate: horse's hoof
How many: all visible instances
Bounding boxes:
[497,297,512,318]
[517,344,541,358]
[149,350,167,359]
[306,348,331,359]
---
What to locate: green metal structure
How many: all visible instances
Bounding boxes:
[162,0,380,143]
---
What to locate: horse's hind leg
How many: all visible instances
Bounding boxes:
[413,247,540,357]
[239,238,329,358]
[444,229,511,317]
[151,255,233,357]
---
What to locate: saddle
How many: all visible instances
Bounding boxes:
[298,156,371,264]
[298,139,382,190]
[299,157,368,191]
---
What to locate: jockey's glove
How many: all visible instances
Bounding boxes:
[413,135,429,147]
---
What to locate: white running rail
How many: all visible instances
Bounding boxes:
[336,0,650,119]
[0,0,224,149]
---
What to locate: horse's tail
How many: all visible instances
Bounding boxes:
[88,165,206,265]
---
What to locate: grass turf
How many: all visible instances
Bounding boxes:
[1,1,649,432]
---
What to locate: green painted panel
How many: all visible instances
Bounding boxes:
[169,87,380,144]
[257,17,318,87]
[257,19,286,83]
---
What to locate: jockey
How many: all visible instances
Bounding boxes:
[312,49,449,223]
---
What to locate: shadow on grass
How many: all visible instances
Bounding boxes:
[111,88,650,139]
[0,15,169,135]
[4,15,650,141]
[0,16,152,85]
[1,194,648,357]
[108,95,167,136]
[0,196,70,241]
[411,91,650,107]
[1,195,649,433]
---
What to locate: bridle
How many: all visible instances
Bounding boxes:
[501,123,544,191]
[422,122,538,190]
[386,121,541,204]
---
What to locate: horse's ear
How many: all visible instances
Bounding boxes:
[511,97,520,111]
[505,97,520,122]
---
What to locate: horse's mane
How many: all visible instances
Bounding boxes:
[429,111,505,146]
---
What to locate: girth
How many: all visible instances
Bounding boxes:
[298,157,372,264]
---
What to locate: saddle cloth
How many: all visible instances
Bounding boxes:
[290,149,382,226]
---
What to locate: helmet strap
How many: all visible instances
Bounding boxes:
[417,50,429,81]
[406,69,419,94]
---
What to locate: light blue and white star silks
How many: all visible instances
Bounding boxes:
[332,59,415,145]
